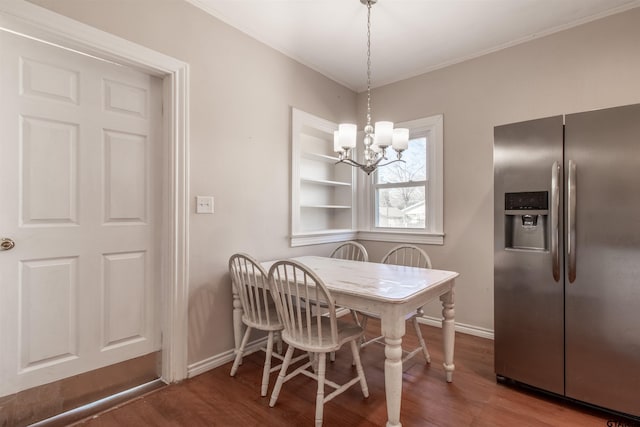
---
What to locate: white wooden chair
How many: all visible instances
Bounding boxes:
[228,253,292,396]
[329,241,368,262]
[328,241,368,361]
[359,244,433,364]
[267,260,369,427]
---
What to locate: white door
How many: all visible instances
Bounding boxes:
[0,30,162,397]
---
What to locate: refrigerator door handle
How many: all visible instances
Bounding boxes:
[551,161,561,282]
[568,160,577,283]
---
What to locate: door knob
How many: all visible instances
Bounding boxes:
[1,238,15,251]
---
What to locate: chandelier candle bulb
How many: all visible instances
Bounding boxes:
[374,121,394,148]
[392,128,409,151]
[338,123,357,149]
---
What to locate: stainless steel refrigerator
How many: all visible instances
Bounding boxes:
[494,103,640,419]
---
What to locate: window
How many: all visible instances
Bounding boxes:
[359,114,444,245]
[289,110,443,247]
[375,137,427,228]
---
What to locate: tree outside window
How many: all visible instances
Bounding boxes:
[375,137,427,229]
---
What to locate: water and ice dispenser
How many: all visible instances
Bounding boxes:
[504,191,548,251]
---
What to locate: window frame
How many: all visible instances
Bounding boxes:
[357,114,444,245]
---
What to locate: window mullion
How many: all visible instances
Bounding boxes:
[373,180,426,190]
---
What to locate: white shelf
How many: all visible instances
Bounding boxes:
[301,204,351,209]
[293,228,354,236]
[301,178,351,187]
[302,151,339,163]
[291,108,356,246]
[290,229,358,247]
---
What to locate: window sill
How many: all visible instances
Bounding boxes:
[356,230,444,245]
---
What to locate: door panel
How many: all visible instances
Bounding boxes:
[104,130,147,222]
[565,104,640,417]
[21,116,79,223]
[21,56,80,103]
[1,30,161,397]
[20,257,78,371]
[102,251,147,349]
[494,116,565,394]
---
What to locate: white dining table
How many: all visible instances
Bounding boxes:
[231,255,459,427]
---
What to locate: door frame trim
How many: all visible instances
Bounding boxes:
[0,0,190,383]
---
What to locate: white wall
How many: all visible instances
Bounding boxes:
[27,0,640,366]
[359,7,640,332]
[28,0,358,364]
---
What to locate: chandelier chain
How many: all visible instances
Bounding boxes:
[335,0,407,175]
[366,0,372,127]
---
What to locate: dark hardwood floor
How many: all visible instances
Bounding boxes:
[73,321,617,426]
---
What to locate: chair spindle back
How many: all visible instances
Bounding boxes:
[229,253,275,326]
[329,241,369,262]
[268,260,338,348]
[381,244,432,268]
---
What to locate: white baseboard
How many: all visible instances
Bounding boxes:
[188,317,493,378]
[417,315,495,340]
[187,338,266,378]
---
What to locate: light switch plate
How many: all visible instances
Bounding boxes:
[196,196,214,214]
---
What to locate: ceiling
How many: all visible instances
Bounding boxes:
[186,0,640,92]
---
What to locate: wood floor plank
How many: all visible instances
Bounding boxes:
[72,321,621,426]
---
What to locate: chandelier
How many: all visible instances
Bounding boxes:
[334,0,408,175]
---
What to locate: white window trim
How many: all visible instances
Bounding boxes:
[357,114,444,245]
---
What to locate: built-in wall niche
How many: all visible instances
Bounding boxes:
[291,108,356,247]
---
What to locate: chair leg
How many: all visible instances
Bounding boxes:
[261,331,275,396]
[350,340,369,398]
[230,326,252,376]
[275,330,283,355]
[412,317,431,364]
[350,310,361,326]
[269,346,295,407]
[360,315,369,345]
[310,352,318,373]
[315,353,327,427]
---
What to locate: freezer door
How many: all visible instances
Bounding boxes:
[494,116,564,394]
[565,104,640,417]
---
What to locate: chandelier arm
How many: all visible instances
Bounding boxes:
[336,156,405,175]
[377,159,406,168]
[335,153,384,169]
[335,158,368,169]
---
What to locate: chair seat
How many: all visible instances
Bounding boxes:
[282,317,364,353]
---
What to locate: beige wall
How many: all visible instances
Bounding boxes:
[25,0,640,366]
[358,7,640,331]
[27,0,358,364]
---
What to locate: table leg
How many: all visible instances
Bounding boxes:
[381,314,405,427]
[440,289,455,382]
